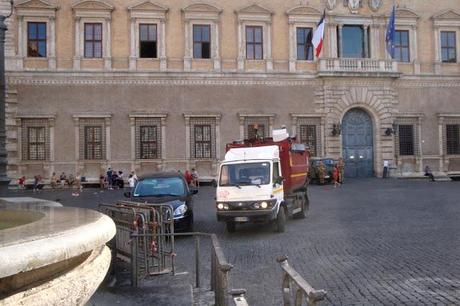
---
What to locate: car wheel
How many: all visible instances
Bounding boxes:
[275,206,286,233]
[226,221,236,233]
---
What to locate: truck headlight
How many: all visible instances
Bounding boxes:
[260,201,268,209]
[174,204,187,217]
[217,203,229,210]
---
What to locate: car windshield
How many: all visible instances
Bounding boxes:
[133,177,185,197]
[219,162,271,186]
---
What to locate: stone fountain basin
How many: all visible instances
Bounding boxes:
[0,197,116,304]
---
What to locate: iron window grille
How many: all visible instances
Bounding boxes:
[139,24,157,58]
[194,124,212,158]
[193,25,211,59]
[296,27,313,61]
[398,125,415,156]
[246,26,263,60]
[139,126,158,159]
[27,127,46,160]
[446,124,460,155]
[441,31,457,63]
[244,117,270,140]
[248,124,265,140]
[27,22,46,57]
[84,126,103,160]
[299,125,317,157]
[394,30,410,62]
[84,23,103,58]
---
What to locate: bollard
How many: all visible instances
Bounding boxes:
[195,235,201,288]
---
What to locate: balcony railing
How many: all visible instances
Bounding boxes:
[318,58,399,75]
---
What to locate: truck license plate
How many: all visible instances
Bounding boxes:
[235,217,249,222]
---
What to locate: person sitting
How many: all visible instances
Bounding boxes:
[67,174,75,187]
[59,172,67,187]
[33,175,43,192]
[424,166,435,182]
[18,176,26,190]
[50,172,58,190]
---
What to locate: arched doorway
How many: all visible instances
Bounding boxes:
[342,108,374,177]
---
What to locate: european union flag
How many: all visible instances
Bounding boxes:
[386,5,396,59]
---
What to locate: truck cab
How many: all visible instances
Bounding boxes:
[216,130,309,233]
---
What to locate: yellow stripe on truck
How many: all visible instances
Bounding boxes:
[273,188,284,194]
[290,172,308,178]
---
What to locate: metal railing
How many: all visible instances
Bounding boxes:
[100,202,247,305]
[277,256,327,306]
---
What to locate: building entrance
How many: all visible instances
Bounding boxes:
[342,109,374,177]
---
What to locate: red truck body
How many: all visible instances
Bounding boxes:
[225,137,310,194]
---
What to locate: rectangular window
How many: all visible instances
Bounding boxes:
[446,124,460,155]
[193,25,211,59]
[140,126,158,159]
[194,124,212,158]
[394,30,410,62]
[246,26,263,60]
[27,127,46,160]
[339,25,368,58]
[399,125,414,156]
[84,126,103,160]
[296,27,313,61]
[248,124,265,140]
[299,125,317,157]
[441,31,457,63]
[27,22,46,57]
[84,23,103,58]
[139,24,157,58]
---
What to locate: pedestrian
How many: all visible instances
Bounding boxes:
[59,172,67,188]
[99,174,107,189]
[18,176,26,190]
[107,167,113,190]
[191,168,199,187]
[317,161,327,185]
[131,171,138,184]
[337,157,345,184]
[33,174,42,192]
[424,166,435,182]
[128,174,136,193]
[383,160,389,178]
[50,172,58,190]
[184,169,193,186]
[333,165,341,188]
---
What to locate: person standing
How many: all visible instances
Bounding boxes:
[337,157,345,184]
[424,166,435,182]
[383,160,389,178]
[191,168,199,187]
[184,169,193,186]
[50,172,58,190]
[128,174,136,193]
[333,165,341,188]
[317,161,327,185]
[107,167,113,190]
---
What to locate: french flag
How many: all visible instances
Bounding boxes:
[312,11,326,58]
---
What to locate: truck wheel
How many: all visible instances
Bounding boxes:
[226,221,236,233]
[275,206,286,233]
[298,194,310,219]
[293,195,306,219]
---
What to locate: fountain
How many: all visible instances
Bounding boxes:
[0,197,116,305]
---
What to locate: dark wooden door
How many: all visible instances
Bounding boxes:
[342,109,374,178]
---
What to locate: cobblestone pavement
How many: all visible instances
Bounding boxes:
[11,178,460,305]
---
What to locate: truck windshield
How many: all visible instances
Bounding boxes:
[219,162,271,187]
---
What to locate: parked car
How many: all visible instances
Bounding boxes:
[124,172,198,232]
[309,157,336,184]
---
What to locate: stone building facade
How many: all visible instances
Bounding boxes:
[3,0,460,181]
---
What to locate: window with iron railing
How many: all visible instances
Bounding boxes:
[248,124,266,140]
[194,124,212,158]
[140,125,158,159]
[446,124,460,155]
[84,126,103,160]
[299,125,317,157]
[398,125,414,156]
[27,126,46,160]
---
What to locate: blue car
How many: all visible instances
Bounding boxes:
[125,172,198,232]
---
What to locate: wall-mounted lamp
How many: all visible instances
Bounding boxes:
[384,123,398,136]
[331,123,341,136]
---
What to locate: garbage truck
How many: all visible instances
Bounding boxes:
[216,128,310,233]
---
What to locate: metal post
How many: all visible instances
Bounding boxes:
[0,2,13,195]
[131,235,138,287]
[195,235,200,288]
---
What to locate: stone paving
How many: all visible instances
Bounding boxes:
[9,178,460,305]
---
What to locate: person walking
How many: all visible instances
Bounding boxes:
[333,165,341,188]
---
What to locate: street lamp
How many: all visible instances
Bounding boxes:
[0,0,14,194]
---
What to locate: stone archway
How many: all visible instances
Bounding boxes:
[342,108,374,177]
